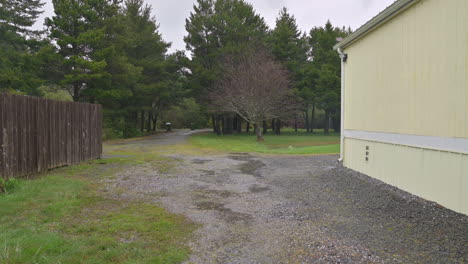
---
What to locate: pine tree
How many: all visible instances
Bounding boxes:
[185,0,269,134]
[120,0,173,136]
[270,8,307,70]
[45,0,116,101]
[269,7,308,134]
[0,0,44,35]
[185,0,269,96]
[309,21,349,134]
[0,0,45,94]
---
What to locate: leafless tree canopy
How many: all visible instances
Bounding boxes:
[210,46,294,139]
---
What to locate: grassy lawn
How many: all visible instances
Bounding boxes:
[0,153,196,263]
[189,129,340,155]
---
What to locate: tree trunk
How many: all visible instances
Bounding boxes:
[256,123,264,141]
[123,116,131,138]
[124,111,138,138]
[221,116,225,135]
[152,113,158,132]
[140,111,145,132]
[221,115,233,135]
[310,104,315,133]
[272,118,276,131]
[263,120,267,134]
[305,109,310,132]
[324,110,330,134]
[333,115,341,133]
[237,116,242,133]
[275,119,281,135]
[147,111,152,132]
[294,115,298,132]
[226,117,233,134]
[310,103,316,133]
[132,112,138,129]
[212,115,217,133]
[246,123,250,133]
[72,84,80,102]
[215,117,221,135]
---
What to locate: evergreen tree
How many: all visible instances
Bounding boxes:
[269,7,309,133]
[185,0,269,134]
[309,21,349,133]
[297,60,319,132]
[0,0,44,35]
[269,7,307,75]
[0,0,45,94]
[185,0,269,95]
[120,0,188,136]
[45,0,116,102]
[184,0,217,98]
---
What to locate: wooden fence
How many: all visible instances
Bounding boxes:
[0,94,102,179]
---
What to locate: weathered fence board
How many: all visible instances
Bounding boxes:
[0,94,102,179]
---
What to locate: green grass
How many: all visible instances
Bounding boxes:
[189,129,340,155]
[0,156,196,263]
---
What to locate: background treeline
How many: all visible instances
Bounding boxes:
[1,0,350,138]
[186,1,351,135]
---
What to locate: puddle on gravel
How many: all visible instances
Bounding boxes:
[199,169,215,176]
[212,190,235,198]
[196,201,224,210]
[239,160,265,177]
[195,170,232,184]
[193,188,235,199]
[192,159,212,164]
[249,185,270,193]
[229,155,265,176]
[229,155,254,161]
[195,201,252,223]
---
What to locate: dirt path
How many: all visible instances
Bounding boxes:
[104,130,468,264]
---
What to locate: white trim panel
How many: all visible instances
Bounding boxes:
[344,130,468,154]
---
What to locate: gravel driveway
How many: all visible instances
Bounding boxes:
[105,130,468,264]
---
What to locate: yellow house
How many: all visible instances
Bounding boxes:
[334,0,468,215]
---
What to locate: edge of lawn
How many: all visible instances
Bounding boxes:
[0,148,197,264]
[188,131,341,156]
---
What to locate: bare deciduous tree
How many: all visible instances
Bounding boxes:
[210,47,294,141]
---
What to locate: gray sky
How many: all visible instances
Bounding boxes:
[35,0,396,53]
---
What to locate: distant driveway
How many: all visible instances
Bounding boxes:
[105,130,468,264]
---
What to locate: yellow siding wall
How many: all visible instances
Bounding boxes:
[342,0,468,215]
[343,0,468,138]
[344,138,468,215]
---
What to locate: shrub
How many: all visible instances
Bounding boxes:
[0,178,21,194]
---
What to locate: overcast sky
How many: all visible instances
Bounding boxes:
[35,0,396,53]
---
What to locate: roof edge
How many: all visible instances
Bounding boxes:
[334,0,421,50]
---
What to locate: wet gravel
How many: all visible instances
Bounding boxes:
[105,131,468,264]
